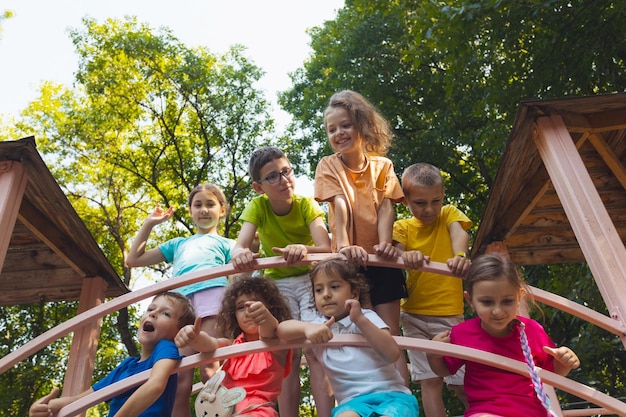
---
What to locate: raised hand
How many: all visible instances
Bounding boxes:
[543,346,580,370]
[175,316,202,348]
[304,317,334,344]
[29,387,60,417]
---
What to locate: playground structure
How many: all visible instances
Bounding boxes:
[1,92,626,416]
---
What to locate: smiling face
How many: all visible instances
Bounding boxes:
[189,189,226,234]
[312,271,358,321]
[234,293,260,341]
[252,157,295,205]
[325,107,363,158]
[465,275,523,337]
[138,295,182,354]
[404,183,445,225]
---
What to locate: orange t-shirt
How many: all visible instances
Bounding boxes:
[315,153,403,253]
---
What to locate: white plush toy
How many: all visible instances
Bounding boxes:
[194,370,246,417]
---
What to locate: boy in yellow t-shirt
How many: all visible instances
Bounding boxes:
[393,163,472,417]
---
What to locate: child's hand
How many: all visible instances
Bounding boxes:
[175,316,202,348]
[145,205,175,226]
[274,244,307,265]
[447,255,471,277]
[543,346,580,370]
[304,318,334,344]
[402,250,429,270]
[374,242,399,259]
[245,301,274,326]
[29,387,60,417]
[231,249,260,271]
[432,330,451,343]
[345,299,363,323]
[338,245,368,266]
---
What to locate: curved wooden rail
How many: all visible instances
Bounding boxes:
[53,335,626,417]
[2,254,624,375]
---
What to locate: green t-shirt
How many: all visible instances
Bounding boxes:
[240,194,325,279]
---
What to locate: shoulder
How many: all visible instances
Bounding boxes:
[362,309,388,329]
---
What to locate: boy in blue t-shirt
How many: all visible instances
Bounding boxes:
[29,292,198,417]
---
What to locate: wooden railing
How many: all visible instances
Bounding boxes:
[3,254,625,416]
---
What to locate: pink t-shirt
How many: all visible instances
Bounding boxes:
[314,153,403,252]
[444,316,556,417]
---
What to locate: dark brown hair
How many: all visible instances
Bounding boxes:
[309,256,371,307]
[216,277,292,339]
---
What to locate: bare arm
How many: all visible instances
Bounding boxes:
[175,317,229,353]
[230,221,260,271]
[332,194,351,249]
[347,300,400,363]
[125,206,174,267]
[426,330,453,377]
[447,221,471,277]
[277,319,334,345]
[114,358,179,417]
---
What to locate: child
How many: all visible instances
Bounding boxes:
[277,257,420,417]
[29,292,196,417]
[125,183,235,417]
[231,146,334,417]
[314,90,408,383]
[393,162,472,417]
[426,253,580,417]
[175,277,293,417]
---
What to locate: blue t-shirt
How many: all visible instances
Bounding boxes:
[92,339,182,416]
[158,233,235,296]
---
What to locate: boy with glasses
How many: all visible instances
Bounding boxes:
[231,146,335,417]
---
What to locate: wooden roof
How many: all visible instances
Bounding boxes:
[471,92,626,265]
[0,137,129,305]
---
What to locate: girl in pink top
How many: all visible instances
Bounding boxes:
[314,90,408,383]
[427,253,580,417]
[175,277,292,417]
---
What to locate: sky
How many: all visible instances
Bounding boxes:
[1,1,341,294]
[0,0,344,126]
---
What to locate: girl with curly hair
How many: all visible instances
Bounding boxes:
[175,277,292,417]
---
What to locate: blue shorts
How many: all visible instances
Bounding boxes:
[332,391,419,417]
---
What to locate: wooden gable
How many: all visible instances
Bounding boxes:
[0,137,128,305]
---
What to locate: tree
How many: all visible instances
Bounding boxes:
[279,0,626,412]
[1,16,274,414]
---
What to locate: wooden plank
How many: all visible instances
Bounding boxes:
[0,161,28,271]
[63,277,106,410]
[534,115,626,346]
[587,133,626,190]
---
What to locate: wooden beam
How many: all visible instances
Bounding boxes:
[587,133,626,191]
[534,115,626,346]
[0,161,28,271]
[63,276,107,417]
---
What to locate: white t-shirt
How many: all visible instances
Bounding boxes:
[310,309,410,404]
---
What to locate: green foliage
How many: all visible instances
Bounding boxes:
[2,15,274,415]
[280,0,626,412]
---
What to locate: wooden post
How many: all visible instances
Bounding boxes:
[0,161,28,271]
[534,115,626,346]
[62,276,108,417]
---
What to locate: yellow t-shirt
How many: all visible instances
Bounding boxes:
[393,205,472,316]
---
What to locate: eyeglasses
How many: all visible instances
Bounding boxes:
[257,167,295,184]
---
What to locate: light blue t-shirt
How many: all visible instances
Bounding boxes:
[158,233,235,296]
[92,339,182,416]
